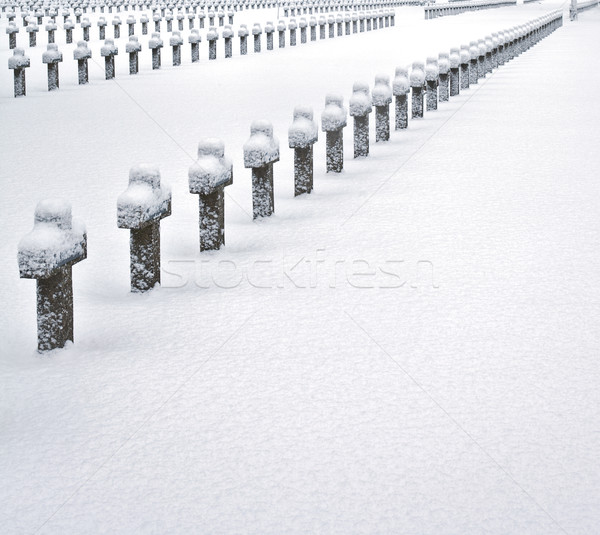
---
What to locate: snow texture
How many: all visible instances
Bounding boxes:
[450,47,461,68]
[492,33,499,50]
[117,165,172,229]
[169,32,183,47]
[372,74,393,106]
[460,44,472,64]
[244,120,280,168]
[349,81,372,117]
[470,41,480,59]
[425,60,440,82]
[100,39,118,57]
[126,37,142,54]
[148,33,163,49]
[207,27,219,41]
[73,41,91,60]
[478,39,488,56]
[410,61,425,86]
[321,93,347,132]
[188,30,201,44]
[288,105,319,148]
[18,199,86,279]
[438,53,450,75]
[42,43,63,64]
[189,139,233,195]
[8,47,30,69]
[393,66,410,95]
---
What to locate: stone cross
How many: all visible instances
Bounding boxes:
[288,106,318,195]
[321,94,347,173]
[349,81,372,158]
[372,74,392,142]
[189,139,233,251]
[18,200,87,352]
[244,120,280,218]
[117,165,172,292]
[43,43,63,90]
[392,66,409,130]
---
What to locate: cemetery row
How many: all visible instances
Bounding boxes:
[7,9,396,95]
[15,9,564,352]
[0,0,416,19]
[424,0,516,20]
[569,0,599,18]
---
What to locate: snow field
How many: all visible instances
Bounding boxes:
[1,1,599,534]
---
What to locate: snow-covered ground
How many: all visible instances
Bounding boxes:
[1,2,599,534]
